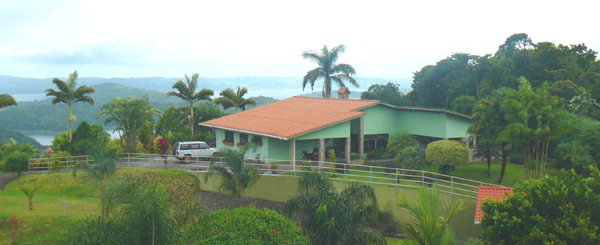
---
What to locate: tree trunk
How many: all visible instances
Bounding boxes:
[101,179,106,215]
[497,150,508,183]
[29,198,33,210]
[190,102,194,137]
[68,104,73,141]
[487,158,491,178]
[239,190,243,208]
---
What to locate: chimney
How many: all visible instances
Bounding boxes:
[337,87,350,99]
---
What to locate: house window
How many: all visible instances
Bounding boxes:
[364,134,389,153]
[251,136,263,146]
[224,131,234,143]
[240,134,249,145]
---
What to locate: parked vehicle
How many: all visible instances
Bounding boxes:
[171,141,219,163]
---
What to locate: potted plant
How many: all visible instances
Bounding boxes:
[222,135,234,146]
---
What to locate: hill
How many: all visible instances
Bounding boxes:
[0,128,43,149]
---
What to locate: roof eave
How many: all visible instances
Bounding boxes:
[198,123,289,141]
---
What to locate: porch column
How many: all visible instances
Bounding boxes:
[318,138,325,167]
[345,136,351,164]
[359,116,364,160]
[289,139,296,171]
[473,136,477,149]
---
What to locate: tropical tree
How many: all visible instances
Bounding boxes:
[204,144,261,207]
[387,131,419,155]
[89,141,118,210]
[0,93,17,108]
[301,44,359,98]
[473,139,500,178]
[18,181,43,210]
[285,170,386,245]
[360,82,405,106]
[45,70,95,141]
[397,185,464,245]
[214,86,256,113]
[97,96,161,153]
[167,74,214,137]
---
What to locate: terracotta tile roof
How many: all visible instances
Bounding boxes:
[337,87,350,94]
[200,96,379,139]
[475,186,513,224]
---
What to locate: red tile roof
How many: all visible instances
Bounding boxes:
[337,87,350,94]
[200,96,379,139]
[475,186,513,224]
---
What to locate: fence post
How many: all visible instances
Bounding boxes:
[395,169,398,186]
[422,171,424,184]
[128,153,131,168]
[369,166,372,183]
[28,158,31,172]
[451,176,454,196]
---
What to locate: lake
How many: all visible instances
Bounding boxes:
[26,130,122,146]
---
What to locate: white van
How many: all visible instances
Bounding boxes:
[171,141,219,162]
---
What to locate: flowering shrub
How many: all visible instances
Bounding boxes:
[185,207,307,245]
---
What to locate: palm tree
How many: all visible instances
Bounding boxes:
[204,144,261,207]
[387,131,419,155]
[301,44,358,98]
[473,139,500,178]
[214,86,256,113]
[45,71,95,141]
[397,185,464,245]
[285,170,386,245]
[0,93,17,108]
[167,74,214,137]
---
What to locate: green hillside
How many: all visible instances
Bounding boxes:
[0,128,43,149]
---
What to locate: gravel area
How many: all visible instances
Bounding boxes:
[196,190,302,224]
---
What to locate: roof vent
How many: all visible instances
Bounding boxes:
[337,87,350,99]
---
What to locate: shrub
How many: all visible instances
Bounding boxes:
[3,151,30,175]
[185,207,308,245]
[509,152,524,165]
[395,147,426,171]
[50,159,65,173]
[425,140,468,174]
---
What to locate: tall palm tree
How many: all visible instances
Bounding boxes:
[301,44,359,98]
[167,74,214,137]
[473,139,500,178]
[45,71,95,141]
[285,170,386,245]
[0,93,17,108]
[214,86,256,113]
[205,143,261,207]
[397,185,464,245]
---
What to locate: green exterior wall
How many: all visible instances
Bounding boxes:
[294,121,351,140]
[397,110,447,138]
[214,129,270,159]
[267,137,290,160]
[445,114,472,138]
[361,105,400,135]
[192,172,483,240]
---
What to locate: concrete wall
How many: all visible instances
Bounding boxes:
[362,105,400,135]
[268,138,290,160]
[397,110,447,138]
[191,172,483,240]
[445,114,472,138]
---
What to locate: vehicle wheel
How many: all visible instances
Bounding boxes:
[184,156,192,164]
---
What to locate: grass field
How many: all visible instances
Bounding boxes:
[0,169,197,244]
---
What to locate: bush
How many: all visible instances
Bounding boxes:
[185,207,308,245]
[395,147,426,171]
[425,140,468,174]
[3,152,30,175]
[66,216,128,245]
[509,152,524,165]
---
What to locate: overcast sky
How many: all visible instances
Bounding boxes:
[1,0,599,79]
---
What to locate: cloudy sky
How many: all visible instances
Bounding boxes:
[1,0,598,79]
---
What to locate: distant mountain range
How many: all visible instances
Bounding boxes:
[0,75,413,100]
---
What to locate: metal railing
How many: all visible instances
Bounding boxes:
[28,154,503,199]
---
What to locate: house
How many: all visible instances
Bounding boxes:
[200,91,474,165]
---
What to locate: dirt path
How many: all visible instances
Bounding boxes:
[0,173,18,191]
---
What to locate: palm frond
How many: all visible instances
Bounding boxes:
[0,93,17,108]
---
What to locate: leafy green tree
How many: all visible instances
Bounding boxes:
[397,185,464,245]
[301,44,358,98]
[548,80,587,101]
[167,73,214,136]
[1,138,36,156]
[45,70,95,141]
[555,140,594,176]
[473,139,500,178]
[425,140,469,174]
[569,91,600,116]
[205,144,261,207]
[451,95,476,115]
[17,181,42,210]
[214,86,256,113]
[0,93,17,108]
[360,82,404,106]
[3,151,30,176]
[285,170,385,245]
[481,167,600,244]
[97,96,161,153]
[387,131,419,155]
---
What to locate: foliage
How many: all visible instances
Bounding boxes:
[397,185,464,245]
[17,181,43,210]
[9,215,18,243]
[87,142,118,208]
[65,215,128,245]
[569,91,600,116]
[285,170,385,245]
[425,140,468,174]
[0,128,42,150]
[451,95,476,115]
[214,86,256,113]
[45,70,95,141]
[301,44,358,98]
[205,144,261,207]
[481,167,600,244]
[555,140,595,176]
[548,80,587,101]
[3,151,30,175]
[97,96,161,153]
[52,132,70,152]
[360,82,405,106]
[387,131,419,155]
[185,207,308,245]
[394,146,426,170]
[473,139,500,178]
[50,159,65,172]
[0,93,17,108]
[167,73,214,136]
